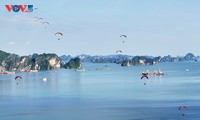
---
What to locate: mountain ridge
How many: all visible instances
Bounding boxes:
[0,50,198,71]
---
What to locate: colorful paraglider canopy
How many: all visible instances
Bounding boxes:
[179,106,187,110]
[15,76,22,80]
[120,35,127,38]
[141,76,148,80]
[116,50,122,53]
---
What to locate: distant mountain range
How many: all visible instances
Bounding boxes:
[0,49,199,71]
[72,53,199,66]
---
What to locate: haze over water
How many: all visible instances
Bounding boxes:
[0,61,200,120]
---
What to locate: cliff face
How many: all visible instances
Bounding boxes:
[1,49,198,71]
[62,57,82,69]
[132,56,154,65]
[121,59,132,67]
[17,56,32,70]
[0,50,10,66]
[31,53,62,70]
[3,54,21,71]
[0,51,63,71]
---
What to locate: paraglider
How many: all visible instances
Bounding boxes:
[141,72,149,79]
[38,18,43,23]
[15,76,22,80]
[38,18,43,21]
[33,16,39,22]
[178,106,188,116]
[116,50,122,53]
[15,76,22,85]
[120,35,127,38]
[55,32,63,36]
[120,35,127,43]
[141,73,149,85]
[55,32,63,40]
[179,106,187,110]
[42,22,49,25]
[141,75,148,80]
[42,22,50,28]
[34,8,38,13]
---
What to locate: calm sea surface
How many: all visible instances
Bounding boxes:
[0,61,200,120]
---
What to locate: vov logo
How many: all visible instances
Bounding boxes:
[5,5,33,12]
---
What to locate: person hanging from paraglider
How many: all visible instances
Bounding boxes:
[42,22,50,29]
[120,35,127,43]
[15,76,22,85]
[141,73,149,85]
[178,106,188,116]
[55,32,63,40]
[141,73,149,79]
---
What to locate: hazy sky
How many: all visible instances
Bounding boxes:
[1,0,200,57]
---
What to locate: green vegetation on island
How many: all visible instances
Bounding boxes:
[0,49,199,71]
[0,50,83,71]
[62,57,82,69]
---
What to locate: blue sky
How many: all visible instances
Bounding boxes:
[0,0,200,57]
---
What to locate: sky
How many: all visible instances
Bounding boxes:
[0,0,200,57]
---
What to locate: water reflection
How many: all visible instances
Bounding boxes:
[68,70,82,96]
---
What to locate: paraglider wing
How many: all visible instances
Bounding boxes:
[120,35,127,38]
[178,106,188,116]
[33,17,38,21]
[55,32,63,36]
[116,50,122,53]
[42,22,50,25]
[42,22,50,28]
[179,106,187,110]
[15,76,22,80]
[141,76,148,79]
[120,35,127,43]
[15,76,22,85]
[55,32,63,40]
[38,18,43,21]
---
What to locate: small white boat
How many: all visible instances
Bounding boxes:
[42,77,48,82]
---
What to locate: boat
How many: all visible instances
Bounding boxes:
[20,69,38,73]
[142,69,165,76]
[42,77,48,82]
[0,71,15,74]
[75,68,85,72]
[25,70,38,73]
[153,70,165,76]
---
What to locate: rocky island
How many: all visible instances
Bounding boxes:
[0,50,199,71]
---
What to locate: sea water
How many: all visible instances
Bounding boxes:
[0,61,200,120]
